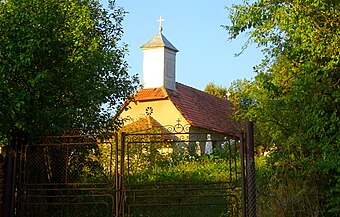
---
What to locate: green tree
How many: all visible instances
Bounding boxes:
[225,0,340,215]
[0,0,138,142]
[204,82,229,99]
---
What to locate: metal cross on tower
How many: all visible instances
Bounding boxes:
[157,16,164,33]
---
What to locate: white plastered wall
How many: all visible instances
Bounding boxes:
[142,48,176,90]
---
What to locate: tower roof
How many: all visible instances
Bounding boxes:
[141,33,178,52]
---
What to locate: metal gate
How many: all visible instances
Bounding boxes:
[16,130,117,217]
[4,122,256,217]
[115,122,255,217]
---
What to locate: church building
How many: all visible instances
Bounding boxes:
[117,19,241,153]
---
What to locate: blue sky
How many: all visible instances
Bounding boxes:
[105,0,263,90]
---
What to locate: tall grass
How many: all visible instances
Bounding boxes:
[256,156,324,217]
[128,153,240,184]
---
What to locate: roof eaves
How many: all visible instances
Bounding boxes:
[136,96,169,102]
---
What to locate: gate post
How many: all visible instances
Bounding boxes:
[3,129,25,217]
[120,132,125,217]
[116,132,126,217]
[115,133,119,217]
[240,131,247,217]
[246,121,257,217]
[0,154,5,217]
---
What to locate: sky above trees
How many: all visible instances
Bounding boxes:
[103,0,263,90]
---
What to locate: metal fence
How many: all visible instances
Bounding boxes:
[17,131,116,217]
[115,124,245,217]
[2,123,257,217]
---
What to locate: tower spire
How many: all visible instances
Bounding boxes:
[157,16,164,33]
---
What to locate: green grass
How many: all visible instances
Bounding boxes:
[128,154,240,184]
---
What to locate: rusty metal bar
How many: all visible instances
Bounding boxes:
[234,139,238,181]
[228,139,232,182]
[127,143,130,181]
[65,144,69,184]
[126,193,236,199]
[20,193,114,199]
[127,201,239,217]
[240,131,247,217]
[23,187,114,192]
[128,201,236,207]
[125,186,229,193]
[30,142,100,146]
[110,134,116,178]
[120,132,126,217]
[44,134,98,139]
[127,181,232,187]
[23,182,112,187]
[115,133,120,217]
[246,121,257,217]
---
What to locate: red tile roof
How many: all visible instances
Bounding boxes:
[134,87,168,101]
[132,83,241,137]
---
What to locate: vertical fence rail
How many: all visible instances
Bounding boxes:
[121,132,126,217]
[246,121,257,217]
[0,154,5,217]
[240,131,247,217]
[115,133,119,217]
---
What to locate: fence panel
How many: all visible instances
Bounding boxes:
[8,124,256,217]
[16,132,116,217]
[118,125,244,217]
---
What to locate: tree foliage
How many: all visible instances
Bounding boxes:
[225,0,340,215]
[0,0,138,141]
[204,82,229,99]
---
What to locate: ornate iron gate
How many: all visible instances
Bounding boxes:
[115,123,250,217]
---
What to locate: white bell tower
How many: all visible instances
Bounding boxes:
[141,16,178,90]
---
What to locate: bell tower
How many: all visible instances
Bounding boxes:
[141,16,178,90]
